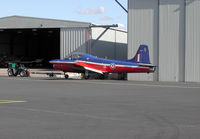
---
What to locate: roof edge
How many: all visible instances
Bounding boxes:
[0,15,92,25]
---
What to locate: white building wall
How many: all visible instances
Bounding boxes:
[91,28,127,60]
[92,28,116,43]
[185,0,200,82]
[128,0,159,81]
[116,31,128,60]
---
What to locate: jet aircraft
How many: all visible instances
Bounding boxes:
[49,45,156,79]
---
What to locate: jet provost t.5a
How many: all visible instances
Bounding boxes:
[49,45,156,79]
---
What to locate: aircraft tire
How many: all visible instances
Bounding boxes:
[84,75,90,79]
[64,74,69,79]
[99,74,105,80]
[49,73,54,77]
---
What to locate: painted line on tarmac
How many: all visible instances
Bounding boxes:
[84,81,200,89]
[46,80,200,89]
[0,100,27,104]
[0,106,131,122]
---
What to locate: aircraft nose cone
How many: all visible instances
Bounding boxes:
[49,60,57,63]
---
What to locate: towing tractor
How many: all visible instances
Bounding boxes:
[7,63,30,77]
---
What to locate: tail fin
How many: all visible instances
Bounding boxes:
[129,45,151,64]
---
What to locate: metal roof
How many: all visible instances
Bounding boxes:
[0,15,91,29]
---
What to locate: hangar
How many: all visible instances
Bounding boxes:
[128,0,200,83]
[0,16,127,68]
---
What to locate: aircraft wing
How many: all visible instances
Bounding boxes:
[83,67,104,74]
[76,62,105,74]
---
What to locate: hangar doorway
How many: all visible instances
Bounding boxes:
[0,28,60,68]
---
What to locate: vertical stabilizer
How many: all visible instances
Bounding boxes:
[129,45,151,64]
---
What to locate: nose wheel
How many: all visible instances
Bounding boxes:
[64,72,69,79]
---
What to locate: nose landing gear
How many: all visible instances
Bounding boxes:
[64,72,69,79]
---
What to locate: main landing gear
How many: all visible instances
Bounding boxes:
[83,71,90,79]
[82,71,108,80]
[97,73,108,80]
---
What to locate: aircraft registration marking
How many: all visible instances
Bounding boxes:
[0,100,27,104]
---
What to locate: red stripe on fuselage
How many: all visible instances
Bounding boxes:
[111,66,150,73]
[77,62,150,73]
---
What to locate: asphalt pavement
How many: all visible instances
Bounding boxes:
[0,76,200,139]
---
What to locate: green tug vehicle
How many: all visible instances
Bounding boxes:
[7,63,30,77]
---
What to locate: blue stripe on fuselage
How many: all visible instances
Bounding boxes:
[49,59,77,63]
[80,54,139,66]
[50,53,140,66]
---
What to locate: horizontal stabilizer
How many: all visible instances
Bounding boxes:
[138,63,155,67]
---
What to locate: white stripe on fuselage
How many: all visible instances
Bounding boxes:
[84,67,103,74]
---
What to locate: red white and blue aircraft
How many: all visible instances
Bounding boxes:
[49,45,156,79]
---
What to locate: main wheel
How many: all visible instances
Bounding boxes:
[99,74,105,80]
[84,75,90,79]
[98,73,108,80]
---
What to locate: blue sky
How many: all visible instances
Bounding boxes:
[0,0,127,30]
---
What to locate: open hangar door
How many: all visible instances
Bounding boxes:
[0,28,60,68]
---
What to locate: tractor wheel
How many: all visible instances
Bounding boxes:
[20,70,27,77]
[8,69,14,77]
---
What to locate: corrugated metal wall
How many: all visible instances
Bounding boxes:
[60,28,90,59]
[159,0,185,82]
[128,0,159,81]
[185,0,200,82]
[128,0,200,82]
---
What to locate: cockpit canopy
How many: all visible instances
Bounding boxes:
[64,53,83,60]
